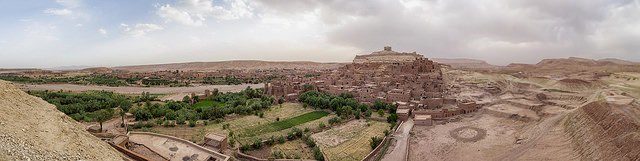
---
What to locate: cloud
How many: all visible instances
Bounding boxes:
[253,0,640,65]
[120,23,164,37]
[43,8,73,16]
[157,0,254,26]
[98,28,107,36]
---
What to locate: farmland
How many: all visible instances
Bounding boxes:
[238,111,329,138]
[146,103,334,145]
[312,120,390,161]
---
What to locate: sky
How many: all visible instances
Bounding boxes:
[0,0,639,68]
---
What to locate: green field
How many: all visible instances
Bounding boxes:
[240,111,329,137]
[192,100,225,108]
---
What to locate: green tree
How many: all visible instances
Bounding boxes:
[93,109,114,132]
[116,97,132,131]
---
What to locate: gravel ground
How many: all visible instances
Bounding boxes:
[0,80,124,160]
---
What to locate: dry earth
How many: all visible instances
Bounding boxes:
[408,68,640,161]
[0,80,124,160]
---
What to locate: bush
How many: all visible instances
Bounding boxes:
[222,123,230,130]
[251,139,263,149]
[240,144,251,152]
[292,127,303,137]
[318,122,326,129]
[328,117,341,125]
[313,147,324,161]
[304,127,310,133]
[370,136,383,149]
[228,138,235,147]
[188,121,196,127]
[272,151,284,159]
[163,120,175,127]
[377,109,385,117]
[387,114,398,123]
[265,136,275,146]
[176,115,186,125]
[277,135,286,144]
[384,129,390,136]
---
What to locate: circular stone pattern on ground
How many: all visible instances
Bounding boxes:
[449,126,487,142]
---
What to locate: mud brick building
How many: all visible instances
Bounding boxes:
[265,46,480,125]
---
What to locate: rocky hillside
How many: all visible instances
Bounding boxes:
[0,80,123,160]
[433,58,499,69]
[563,101,640,160]
[113,60,346,72]
[505,57,640,77]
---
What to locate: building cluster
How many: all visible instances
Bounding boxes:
[265,46,481,126]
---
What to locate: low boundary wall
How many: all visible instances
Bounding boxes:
[128,131,230,161]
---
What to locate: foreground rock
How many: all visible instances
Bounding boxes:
[0,80,124,160]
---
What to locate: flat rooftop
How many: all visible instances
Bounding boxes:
[415,114,432,120]
[397,108,410,114]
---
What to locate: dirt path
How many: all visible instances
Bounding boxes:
[16,83,263,94]
[382,119,414,161]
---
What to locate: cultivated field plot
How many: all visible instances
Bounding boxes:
[142,103,332,144]
[271,139,315,159]
[206,103,334,144]
[312,120,390,161]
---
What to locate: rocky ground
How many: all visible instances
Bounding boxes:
[0,80,124,160]
[407,68,640,161]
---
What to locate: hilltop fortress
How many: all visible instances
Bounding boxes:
[266,46,481,125]
[353,46,423,63]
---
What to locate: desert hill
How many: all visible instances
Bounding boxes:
[0,80,123,160]
[504,57,640,77]
[433,58,499,69]
[113,60,346,72]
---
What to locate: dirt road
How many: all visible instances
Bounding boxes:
[382,119,414,161]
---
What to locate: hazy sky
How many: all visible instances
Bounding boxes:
[1,0,639,68]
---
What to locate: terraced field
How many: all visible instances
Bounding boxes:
[312,120,390,161]
[239,111,329,137]
[205,103,334,144]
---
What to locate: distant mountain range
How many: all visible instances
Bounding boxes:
[3,57,637,73]
[112,60,347,72]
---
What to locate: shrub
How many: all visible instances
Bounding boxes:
[272,151,284,159]
[228,138,235,147]
[328,117,341,125]
[287,131,296,140]
[163,120,175,127]
[384,129,390,136]
[304,127,310,133]
[313,147,324,161]
[240,144,251,152]
[188,121,196,127]
[251,139,262,149]
[377,109,385,117]
[292,127,303,137]
[277,135,286,144]
[370,136,383,149]
[318,122,326,129]
[176,115,186,125]
[265,136,275,146]
[222,123,230,130]
[387,114,398,123]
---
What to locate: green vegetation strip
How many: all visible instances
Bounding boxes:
[240,111,329,137]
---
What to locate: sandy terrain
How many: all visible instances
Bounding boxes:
[0,80,124,160]
[16,83,263,95]
[409,113,525,161]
